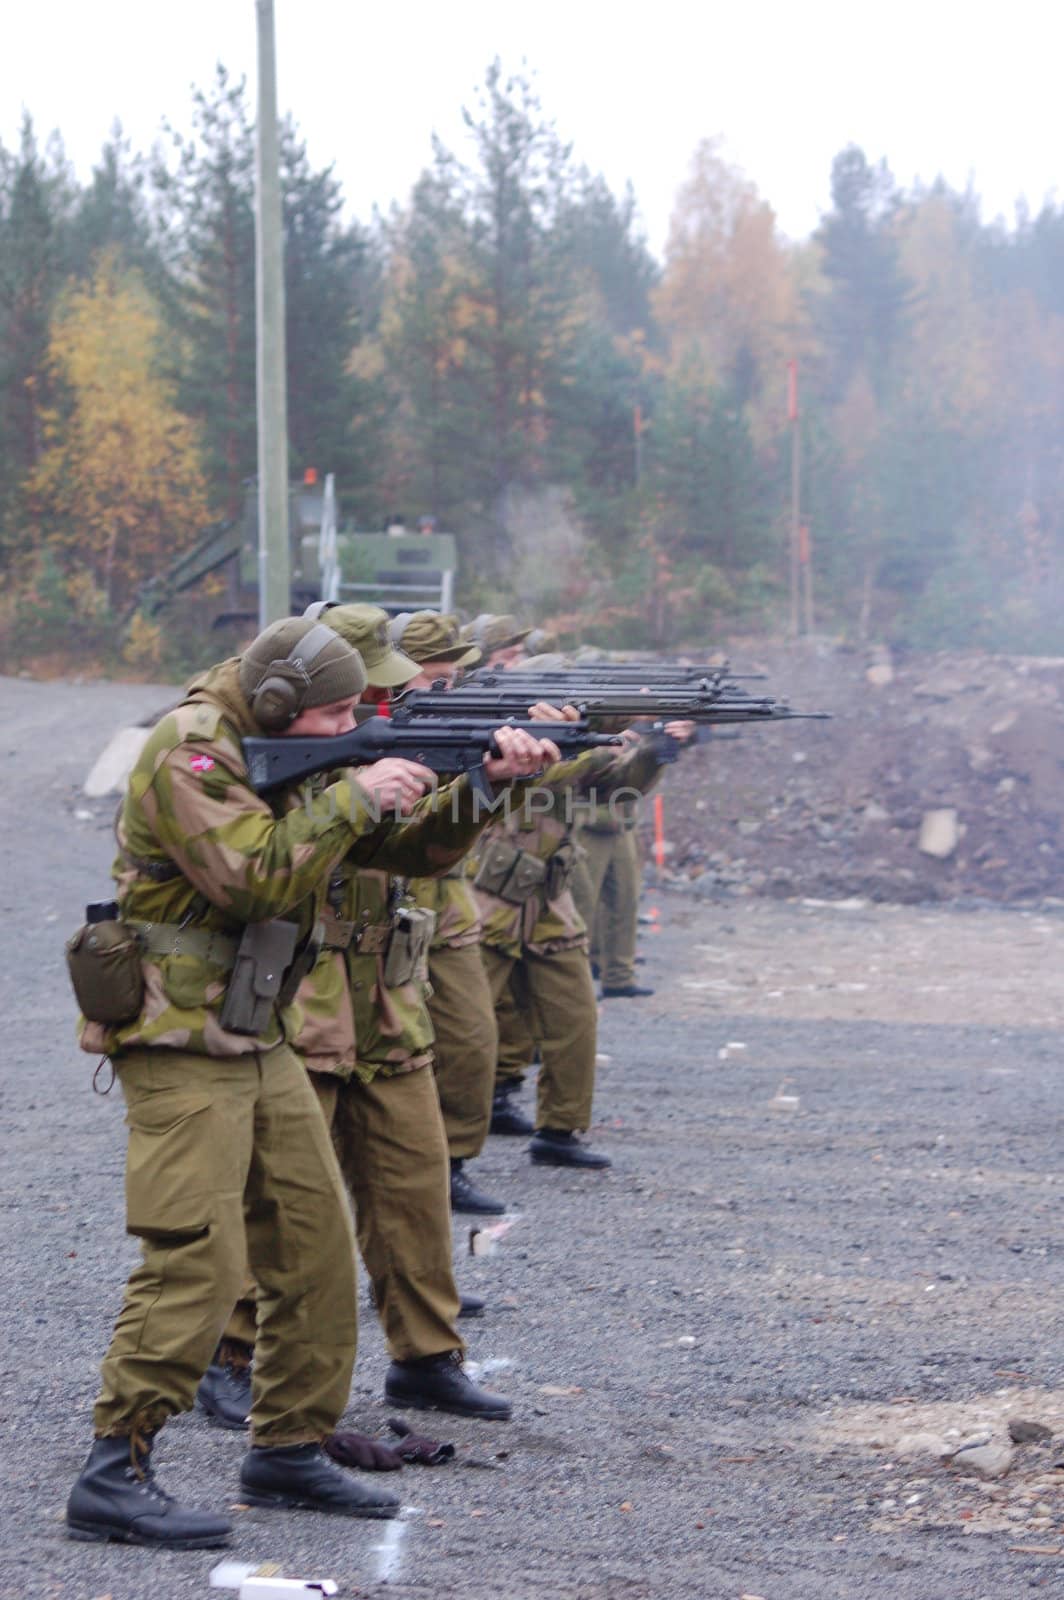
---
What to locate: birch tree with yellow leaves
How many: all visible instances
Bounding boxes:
[29,255,210,610]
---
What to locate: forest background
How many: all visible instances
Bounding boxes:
[2,61,1062,674]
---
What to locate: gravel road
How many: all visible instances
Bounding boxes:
[1,675,1062,1600]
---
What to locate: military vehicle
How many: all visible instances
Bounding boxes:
[130,474,457,625]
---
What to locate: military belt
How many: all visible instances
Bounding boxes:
[353,923,393,954]
[120,847,182,883]
[130,922,239,968]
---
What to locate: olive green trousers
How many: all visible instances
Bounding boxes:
[313,1066,463,1363]
[481,943,598,1132]
[494,972,537,1087]
[223,1063,463,1367]
[428,942,497,1159]
[93,1044,356,1446]
[571,828,641,989]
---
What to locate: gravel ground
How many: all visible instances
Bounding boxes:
[1,675,1062,1600]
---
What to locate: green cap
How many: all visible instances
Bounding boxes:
[460,613,532,654]
[319,603,420,688]
[391,610,482,667]
[239,617,367,716]
[524,627,560,656]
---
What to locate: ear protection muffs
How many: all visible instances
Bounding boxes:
[250,623,339,732]
[387,611,415,645]
[302,599,339,622]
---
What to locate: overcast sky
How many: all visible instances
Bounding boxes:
[3,1,1060,255]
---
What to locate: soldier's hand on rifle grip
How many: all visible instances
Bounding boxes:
[663,720,697,744]
[354,758,437,814]
[528,701,580,723]
[483,724,561,780]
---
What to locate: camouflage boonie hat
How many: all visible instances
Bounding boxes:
[318,603,419,688]
[391,610,481,667]
[460,613,532,654]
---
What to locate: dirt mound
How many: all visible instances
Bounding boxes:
[646,641,1064,904]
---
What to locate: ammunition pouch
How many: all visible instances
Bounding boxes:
[545,839,581,901]
[321,907,357,952]
[66,919,145,1025]
[382,905,436,988]
[277,920,325,1009]
[473,837,548,904]
[219,919,300,1037]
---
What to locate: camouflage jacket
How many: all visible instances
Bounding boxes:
[579,750,666,834]
[471,738,665,958]
[292,771,532,1079]
[294,866,434,1082]
[409,868,482,951]
[82,662,504,1061]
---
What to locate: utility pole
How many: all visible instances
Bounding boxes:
[255,0,289,627]
[787,359,801,638]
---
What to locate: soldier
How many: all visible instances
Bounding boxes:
[571,784,656,1000]
[523,627,560,658]
[65,619,410,1545]
[66,617,551,1548]
[470,703,669,1170]
[312,605,536,1416]
[199,606,555,1432]
[460,613,531,670]
[392,610,509,1213]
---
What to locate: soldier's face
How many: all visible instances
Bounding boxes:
[284,696,360,737]
[408,659,458,691]
[487,643,525,669]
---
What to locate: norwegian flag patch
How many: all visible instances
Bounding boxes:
[189,753,216,773]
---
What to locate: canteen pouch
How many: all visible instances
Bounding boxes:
[545,839,580,900]
[219,919,300,1036]
[382,905,437,988]
[66,918,144,1025]
[473,838,547,904]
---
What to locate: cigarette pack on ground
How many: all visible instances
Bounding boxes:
[211,1565,338,1598]
[240,1581,338,1599]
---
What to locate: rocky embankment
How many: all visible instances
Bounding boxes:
[650,642,1064,905]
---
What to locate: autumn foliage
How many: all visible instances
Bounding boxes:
[29,257,210,610]
[2,65,1064,662]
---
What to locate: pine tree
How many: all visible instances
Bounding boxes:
[0,117,76,544]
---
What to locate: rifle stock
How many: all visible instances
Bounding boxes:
[242,716,622,798]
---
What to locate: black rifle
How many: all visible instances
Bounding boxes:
[467,664,766,686]
[395,686,827,726]
[243,716,623,799]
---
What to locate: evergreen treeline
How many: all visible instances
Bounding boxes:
[2,60,1063,662]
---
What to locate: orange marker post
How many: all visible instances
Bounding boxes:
[653,792,666,870]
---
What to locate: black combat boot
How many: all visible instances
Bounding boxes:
[197,1338,252,1430]
[490,1079,534,1137]
[529,1128,612,1169]
[66,1434,232,1548]
[240,1442,399,1519]
[600,983,655,998]
[450,1158,506,1215]
[384,1350,512,1420]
